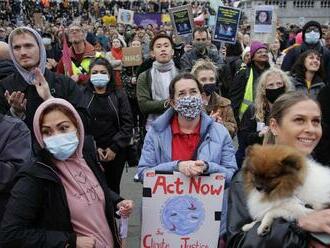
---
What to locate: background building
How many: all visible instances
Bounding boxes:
[238,0,330,25]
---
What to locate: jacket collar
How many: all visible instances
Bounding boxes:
[151,108,214,136]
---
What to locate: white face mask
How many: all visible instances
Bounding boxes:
[42,37,52,46]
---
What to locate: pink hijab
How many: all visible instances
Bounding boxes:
[33,98,114,248]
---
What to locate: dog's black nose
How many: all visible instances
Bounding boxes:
[256,186,263,191]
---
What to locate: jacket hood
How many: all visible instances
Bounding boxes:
[151,108,214,135]
[0,59,16,80]
[33,98,85,158]
[302,20,322,42]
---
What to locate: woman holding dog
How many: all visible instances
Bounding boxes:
[236,68,292,167]
[82,58,134,194]
[227,91,327,248]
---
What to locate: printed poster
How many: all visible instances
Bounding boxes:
[254,5,274,33]
[141,171,225,248]
[134,13,162,28]
[117,9,134,26]
[251,5,277,43]
[213,6,241,44]
[169,5,194,42]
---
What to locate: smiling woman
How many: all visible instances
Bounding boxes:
[227,91,326,248]
[290,49,326,100]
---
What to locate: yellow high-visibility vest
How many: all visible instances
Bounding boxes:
[239,68,254,116]
[71,58,92,75]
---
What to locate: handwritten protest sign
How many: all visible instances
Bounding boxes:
[117,9,134,25]
[213,6,241,44]
[141,171,225,248]
[169,5,194,42]
[134,13,162,28]
[33,13,44,27]
[122,47,142,67]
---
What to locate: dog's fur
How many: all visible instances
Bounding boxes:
[242,145,330,236]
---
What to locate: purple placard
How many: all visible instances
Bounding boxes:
[134,13,162,27]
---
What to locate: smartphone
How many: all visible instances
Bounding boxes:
[311,233,330,245]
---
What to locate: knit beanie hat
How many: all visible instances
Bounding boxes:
[302,20,322,42]
[250,41,267,59]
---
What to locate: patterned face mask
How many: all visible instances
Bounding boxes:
[174,95,203,120]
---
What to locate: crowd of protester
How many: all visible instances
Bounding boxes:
[0,0,330,247]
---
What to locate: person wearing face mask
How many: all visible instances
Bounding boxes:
[229,41,270,124]
[42,32,62,72]
[235,68,292,167]
[282,20,330,84]
[191,59,237,138]
[0,98,134,248]
[290,50,326,100]
[180,27,224,71]
[82,58,133,194]
[137,73,237,241]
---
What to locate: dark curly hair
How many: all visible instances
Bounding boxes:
[291,49,325,81]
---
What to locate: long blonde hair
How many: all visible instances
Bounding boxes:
[254,68,292,122]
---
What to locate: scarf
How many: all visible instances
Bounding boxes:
[111,47,123,60]
[8,27,47,85]
[151,60,177,101]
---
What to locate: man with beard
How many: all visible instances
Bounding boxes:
[57,24,96,85]
[229,41,270,123]
[0,27,89,134]
[180,27,224,71]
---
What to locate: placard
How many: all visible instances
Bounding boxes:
[33,13,44,27]
[213,6,241,44]
[117,8,134,26]
[254,5,274,33]
[141,171,225,248]
[169,5,194,42]
[122,47,143,67]
[134,13,162,28]
[251,5,277,44]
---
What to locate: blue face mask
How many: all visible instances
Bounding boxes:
[90,73,109,88]
[305,31,320,45]
[43,131,79,161]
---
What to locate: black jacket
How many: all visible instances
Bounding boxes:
[227,172,309,248]
[0,69,90,133]
[236,105,266,168]
[82,83,133,153]
[229,63,270,124]
[281,43,330,84]
[0,60,16,81]
[290,75,325,100]
[0,143,122,248]
[315,85,330,166]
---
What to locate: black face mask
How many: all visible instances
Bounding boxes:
[203,83,218,96]
[265,86,285,103]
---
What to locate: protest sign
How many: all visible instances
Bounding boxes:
[213,6,241,44]
[169,5,194,42]
[141,171,225,248]
[117,9,134,26]
[33,13,44,27]
[134,13,162,28]
[122,47,142,67]
[251,5,277,44]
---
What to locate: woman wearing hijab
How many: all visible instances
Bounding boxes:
[0,98,133,248]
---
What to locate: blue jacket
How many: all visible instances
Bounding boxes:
[137,108,237,184]
[137,108,237,236]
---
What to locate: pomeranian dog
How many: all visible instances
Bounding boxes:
[242,144,330,236]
